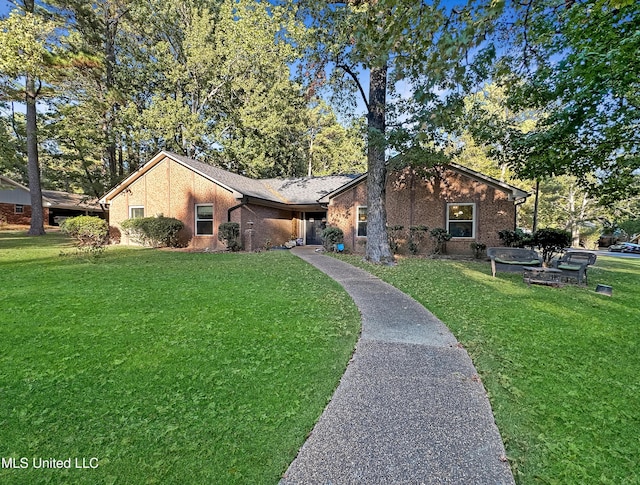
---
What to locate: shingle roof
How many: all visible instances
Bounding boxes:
[163,152,359,205]
[102,151,528,208]
[166,152,276,200]
[41,190,101,211]
[1,175,101,210]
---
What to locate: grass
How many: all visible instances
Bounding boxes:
[0,232,360,484]
[334,253,639,484]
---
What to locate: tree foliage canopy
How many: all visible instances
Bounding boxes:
[0,0,366,196]
[485,0,640,203]
[1,0,637,246]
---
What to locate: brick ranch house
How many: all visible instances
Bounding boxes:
[0,175,103,226]
[101,151,529,254]
[322,165,529,255]
[100,151,357,250]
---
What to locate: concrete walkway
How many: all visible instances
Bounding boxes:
[281,246,515,484]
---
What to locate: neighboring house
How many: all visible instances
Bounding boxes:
[101,151,530,254]
[100,151,357,250]
[321,165,530,255]
[0,175,103,226]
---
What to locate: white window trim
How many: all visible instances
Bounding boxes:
[129,206,144,218]
[15,204,24,214]
[447,202,476,239]
[356,205,367,238]
[195,203,214,236]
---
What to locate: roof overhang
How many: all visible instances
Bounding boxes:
[244,195,325,212]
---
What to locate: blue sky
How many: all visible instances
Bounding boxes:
[0,1,12,17]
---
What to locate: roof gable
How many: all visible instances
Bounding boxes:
[320,163,530,202]
[0,175,29,192]
[100,151,360,207]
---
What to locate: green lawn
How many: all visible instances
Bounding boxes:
[0,232,360,484]
[335,253,640,484]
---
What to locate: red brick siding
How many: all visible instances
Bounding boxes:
[0,203,49,226]
[109,156,238,249]
[237,204,297,250]
[328,169,517,255]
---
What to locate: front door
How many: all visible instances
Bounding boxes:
[305,212,326,245]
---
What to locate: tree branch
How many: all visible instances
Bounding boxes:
[336,62,370,113]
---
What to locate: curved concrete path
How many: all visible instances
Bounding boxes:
[281,246,514,484]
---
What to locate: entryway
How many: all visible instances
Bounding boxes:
[305,212,326,245]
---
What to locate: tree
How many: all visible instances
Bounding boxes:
[108,0,314,177]
[53,0,133,186]
[0,2,61,235]
[518,176,599,247]
[294,0,500,263]
[0,103,26,183]
[305,101,366,176]
[492,0,640,205]
[454,83,547,229]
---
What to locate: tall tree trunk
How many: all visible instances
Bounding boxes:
[24,0,45,235]
[104,8,118,184]
[532,178,540,233]
[308,135,314,177]
[567,184,580,247]
[365,64,394,264]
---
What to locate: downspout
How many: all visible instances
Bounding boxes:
[514,196,527,230]
[228,196,248,222]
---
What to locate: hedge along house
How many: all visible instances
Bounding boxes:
[0,175,103,226]
[321,164,530,255]
[100,151,357,250]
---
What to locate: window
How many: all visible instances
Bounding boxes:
[15,204,24,214]
[356,206,367,237]
[447,203,475,238]
[195,204,214,236]
[129,206,144,219]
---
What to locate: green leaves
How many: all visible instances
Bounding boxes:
[0,11,59,81]
[492,0,640,203]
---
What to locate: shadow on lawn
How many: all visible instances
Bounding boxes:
[0,232,155,268]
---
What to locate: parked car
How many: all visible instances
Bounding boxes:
[608,242,640,253]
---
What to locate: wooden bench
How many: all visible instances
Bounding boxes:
[551,251,597,285]
[487,247,543,277]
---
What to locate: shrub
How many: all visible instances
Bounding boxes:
[429,228,452,255]
[497,228,528,248]
[218,222,241,251]
[408,225,429,255]
[531,228,571,265]
[121,216,184,248]
[61,216,109,248]
[386,225,404,254]
[322,226,344,251]
[470,242,487,259]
